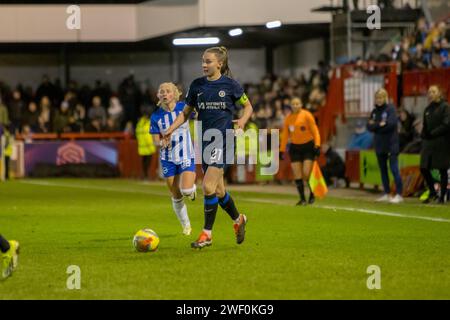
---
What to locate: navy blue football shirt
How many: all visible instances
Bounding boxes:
[185,75,246,134]
[185,75,248,168]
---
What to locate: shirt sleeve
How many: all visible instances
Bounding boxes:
[231,80,245,103]
[306,112,321,147]
[185,81,197,109]
[149,115,160,134]
[280,117,290,153]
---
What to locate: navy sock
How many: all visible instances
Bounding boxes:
[204,194,219,230]
[0,235,10,253]
[219,192,240,221]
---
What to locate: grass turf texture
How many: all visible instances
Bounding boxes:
[1,178,449,299]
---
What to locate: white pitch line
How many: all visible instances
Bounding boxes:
[20,180,168,197]
[317,204,450,223]
[19,180,450,224]
[243,198,450,224]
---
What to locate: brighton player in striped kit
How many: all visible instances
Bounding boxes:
[150,82,197,235]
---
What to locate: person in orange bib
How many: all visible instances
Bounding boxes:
[280,97,321,205]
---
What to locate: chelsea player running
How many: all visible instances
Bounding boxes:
[163,47,253,249]
[151,82,196,236]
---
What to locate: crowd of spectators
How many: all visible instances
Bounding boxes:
[349,17,449,73]
[0,74,157,136]
[0,61,330,136]
[245,62,329,131]
[394,18,449,71]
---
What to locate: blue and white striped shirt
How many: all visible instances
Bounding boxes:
[150,102,195,164]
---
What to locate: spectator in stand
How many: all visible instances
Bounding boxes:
[378,0,394,9]
[398,108,415,151]
[63,90,78,110]
[22,101,40,133]
[78,84,93,110]
[411,44,429,69]
[8,90,25,134]
[35,75,56,104]
[53,101,73,134]
[401,51,417,71]
[254,107,268,129]
[72,103,86,133]
[107,96,124,127]
[438,38,449,68]
[91,79,112,108]
[424,22,446,52]
[53,78,64,108]
[85,119,103,133]
[307,83,326,113]
[38,96,52,133]
[402,118,423,154]
[347,120,373,150]
[0,96,9,128]
[317,61,330,92]
[21,125,33,143]
[123,121,134,136]
[119,75,141,126]
[141,87,158,107]
[88,96,107,127]
[271,108,285,131]
[414,17,428,47]
[105,117,120,132]
[321,143,346,187]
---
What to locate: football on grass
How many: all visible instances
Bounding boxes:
[133,228,160,252]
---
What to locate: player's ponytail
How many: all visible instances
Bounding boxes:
[205,46,232,77]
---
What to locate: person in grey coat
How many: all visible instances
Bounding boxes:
[367,88,403,203]
[420,85,450,204]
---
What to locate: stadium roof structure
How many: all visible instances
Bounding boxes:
[0,23,329,53]
[0,0,330,52]
[0,1,149,3]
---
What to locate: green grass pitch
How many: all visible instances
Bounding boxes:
[1,178,449,299]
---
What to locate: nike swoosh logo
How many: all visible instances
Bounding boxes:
[197,92,203,97]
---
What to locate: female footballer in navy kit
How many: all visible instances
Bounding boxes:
[163,46,253,249]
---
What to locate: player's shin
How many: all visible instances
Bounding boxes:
[218,192,240,221]
[203,194,219,233]
[171,197,191,228]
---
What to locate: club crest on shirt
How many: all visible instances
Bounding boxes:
[218,90,226,98]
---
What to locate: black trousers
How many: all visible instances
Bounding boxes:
[420,167,448,199]
[5,156,10,180]
[142,155,152,178]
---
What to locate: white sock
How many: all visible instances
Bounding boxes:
[171,197,190,228]
[203,229,212,237]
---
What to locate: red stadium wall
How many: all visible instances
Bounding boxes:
[403,68,450,100]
